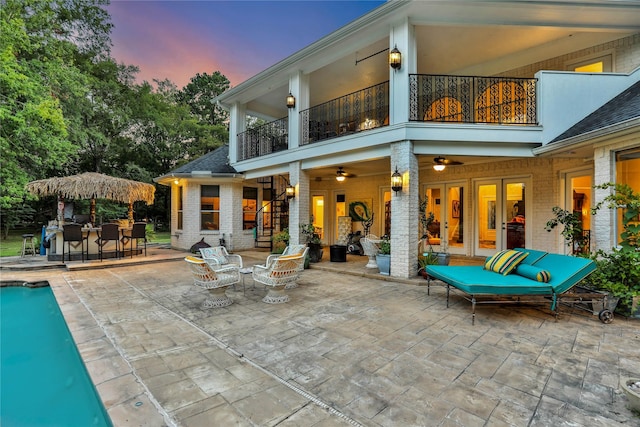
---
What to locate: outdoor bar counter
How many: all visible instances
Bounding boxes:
[46,222,137,261]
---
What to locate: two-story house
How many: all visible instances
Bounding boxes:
[156,0,640,279]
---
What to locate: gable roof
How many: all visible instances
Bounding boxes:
[154,145,240,185]
[550,81,640,144]
[172,144,238,175]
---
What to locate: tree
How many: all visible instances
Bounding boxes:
[0,5,73,210]
[178,71,230,126]
[1,0,113,209]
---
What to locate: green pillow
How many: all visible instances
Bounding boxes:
[484,249,529,275]
[515,264,551,282]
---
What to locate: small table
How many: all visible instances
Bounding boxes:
[239,267,253,294]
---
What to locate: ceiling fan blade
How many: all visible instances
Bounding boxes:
[434,156,463,166]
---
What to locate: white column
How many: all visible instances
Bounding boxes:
[389,18,414,125]
[288,72,307,149]
[390,140,419,278]
[593,147,615,251]
[288,161,309,245]
[229,102,246,164]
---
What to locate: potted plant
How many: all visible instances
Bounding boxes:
[376,237,391,275]
[419,196,450,265]
[271,228,289,254]
[417,251,439,279]
[582,183,640,317]
[300,221,323,263]
[544,207,585,254]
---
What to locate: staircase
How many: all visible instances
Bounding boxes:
[254,176,290,250]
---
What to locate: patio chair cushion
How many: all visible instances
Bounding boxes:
[484,249,528,275]
[515,264,551,283]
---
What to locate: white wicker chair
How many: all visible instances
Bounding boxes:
[252,250,307,304]
[361,235,381,268]
[184,256,239,308]
[199,246,243,269]
[265,244,307,269]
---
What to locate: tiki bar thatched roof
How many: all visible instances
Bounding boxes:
[26,172,155,204]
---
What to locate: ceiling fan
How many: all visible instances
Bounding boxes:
[335,166,355,182]
[433,156,463,171]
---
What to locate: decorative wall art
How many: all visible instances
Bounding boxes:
[349,199,372,222]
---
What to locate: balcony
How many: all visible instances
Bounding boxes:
[237,116,288,161]
[410,75,537,124]
[301,81,389,145]
[236,75,538,161]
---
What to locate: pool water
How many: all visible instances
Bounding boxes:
[1,282,112,426]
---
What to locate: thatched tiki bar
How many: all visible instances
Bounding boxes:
[26,173,156,261]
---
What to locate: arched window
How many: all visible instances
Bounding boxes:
[424,97,463,122]
[475,81,527,124]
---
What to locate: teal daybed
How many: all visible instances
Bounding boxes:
[425,249,599,324]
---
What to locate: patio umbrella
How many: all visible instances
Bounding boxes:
[26,172,155,224]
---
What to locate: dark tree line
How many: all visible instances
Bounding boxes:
[1,0,230,234]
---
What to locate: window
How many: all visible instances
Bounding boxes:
[177,186,183,230]
[616,148,640,244]
[201,185,219,230]
[243,187,258,230]
[567,54,612,73]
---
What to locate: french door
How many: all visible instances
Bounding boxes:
[474,178,530,257]
[424,183,466,255]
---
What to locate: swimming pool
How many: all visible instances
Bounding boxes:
[1,281,112,426]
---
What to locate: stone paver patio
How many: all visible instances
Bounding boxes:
[2,248,639,426]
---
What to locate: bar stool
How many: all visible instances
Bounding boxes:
[21,234,36,257]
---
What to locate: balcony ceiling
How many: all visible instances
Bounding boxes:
[232,1,639,119]
[252,28,634,119]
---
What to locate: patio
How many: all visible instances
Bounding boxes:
[2,248,639,426]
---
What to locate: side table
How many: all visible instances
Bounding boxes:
[239,267,253,294]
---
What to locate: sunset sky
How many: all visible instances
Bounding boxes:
[108,1,385,88]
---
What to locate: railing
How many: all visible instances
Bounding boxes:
[409,75,537,125]
[301,81,389,145]
[237,116,288,161]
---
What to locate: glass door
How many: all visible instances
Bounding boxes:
[565,171,592,255]
[424,183,466,255]
[476,181,500,257]
[311,194,325,243]
[475,178,529,257]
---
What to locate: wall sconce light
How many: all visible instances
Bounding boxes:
[286,93,296,108]
[389,45,401,70]
[285,185,295,199]
[391,167,403,193]
[433,164,445,172]
[172,174,179,185]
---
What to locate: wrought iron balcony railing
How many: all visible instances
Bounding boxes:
[301,81,389,146]
[409,74,537,125]
[237,116,288,161]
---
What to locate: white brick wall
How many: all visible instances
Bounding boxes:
[500,33,639,77]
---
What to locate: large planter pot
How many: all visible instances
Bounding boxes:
[376,254,390,276]
[621,378,640,412]
[436,252,450,266]
[307,243,323,263]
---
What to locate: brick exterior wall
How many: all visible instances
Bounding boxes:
[500,33,639,77]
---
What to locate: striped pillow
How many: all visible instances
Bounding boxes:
[515,264,552,283]
[484,250,528,275]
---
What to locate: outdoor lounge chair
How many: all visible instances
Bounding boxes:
[252,249,307,304]
[425,248,597,324]
[184,256,240,308]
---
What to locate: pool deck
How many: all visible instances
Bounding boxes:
[2,247,639,426]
